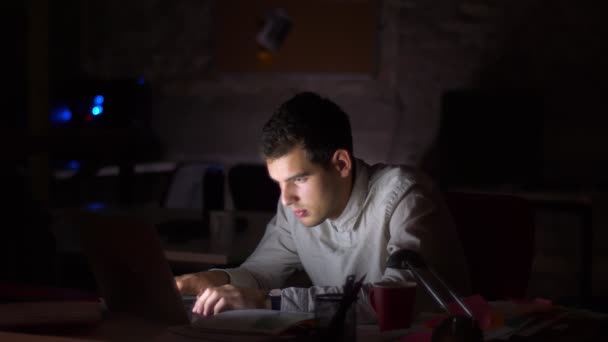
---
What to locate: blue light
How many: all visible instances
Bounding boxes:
[137,77,145,85]
[85,202,107,211]
[66,160,80,170]
[93,95,105,105]
[50,105,72,124]
[91,106,104,115]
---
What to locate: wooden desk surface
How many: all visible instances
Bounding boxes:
[0,331,98,341]
[0,314,166,342]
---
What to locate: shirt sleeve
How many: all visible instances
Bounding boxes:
[219,203,303,290]
[386,185,433,264]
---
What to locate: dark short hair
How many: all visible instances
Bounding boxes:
[261,92,353,166]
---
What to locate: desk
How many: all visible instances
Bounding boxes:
[52,208,273,268]
[162,234,262,267]
[0,332,98,341]
[0,314,165,342]
[152,210,274,266]
[3,311,607,342]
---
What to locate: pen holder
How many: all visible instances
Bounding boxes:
[314,294,357,342]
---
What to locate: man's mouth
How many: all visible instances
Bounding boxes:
[293,209,307,218]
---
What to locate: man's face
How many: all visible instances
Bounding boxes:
[267,146,344,227]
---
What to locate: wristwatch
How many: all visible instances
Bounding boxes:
[268,288,282,310]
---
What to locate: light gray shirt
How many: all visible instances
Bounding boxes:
[219,159,470,322]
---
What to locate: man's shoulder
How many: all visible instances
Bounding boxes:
[367,162,432,190]
[362,162,439,217]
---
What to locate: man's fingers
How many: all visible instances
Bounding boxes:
[191,285,264,317]
[213,297,229,315]
[192,288,211,315]
[203,289,221,316]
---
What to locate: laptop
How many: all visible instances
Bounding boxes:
[73,210,321,340]
[74,210,195,326]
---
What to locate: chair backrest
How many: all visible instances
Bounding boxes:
[163,163,224,211]
[444,191,535,300]
[228,164,280,212]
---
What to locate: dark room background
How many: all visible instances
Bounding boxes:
[4,0,608,307]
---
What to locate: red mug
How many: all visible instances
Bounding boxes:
[369,281,416,331]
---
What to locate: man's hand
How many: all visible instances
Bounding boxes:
[174,271,230,296]
[192,284,269,316]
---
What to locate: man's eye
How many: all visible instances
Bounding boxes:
[294,177,307,184]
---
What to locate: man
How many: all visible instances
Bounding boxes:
[176,92,470,321]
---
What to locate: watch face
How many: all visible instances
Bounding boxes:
[269,288,281,297]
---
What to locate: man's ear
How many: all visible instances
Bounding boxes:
[331,149,352,178]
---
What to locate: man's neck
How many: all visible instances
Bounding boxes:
[330,161,357,220]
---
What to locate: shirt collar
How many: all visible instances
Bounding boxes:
[328,158,369,231]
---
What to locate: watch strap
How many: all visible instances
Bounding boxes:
[269,289,281,310]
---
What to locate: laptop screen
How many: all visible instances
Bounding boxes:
[75,210,190,326]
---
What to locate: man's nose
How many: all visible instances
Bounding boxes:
[281,184,298,206]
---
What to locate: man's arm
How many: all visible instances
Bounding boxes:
[180,205,303,315]
[177,272,272,316]
[192,284,271,316]
[219,206,303,290]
